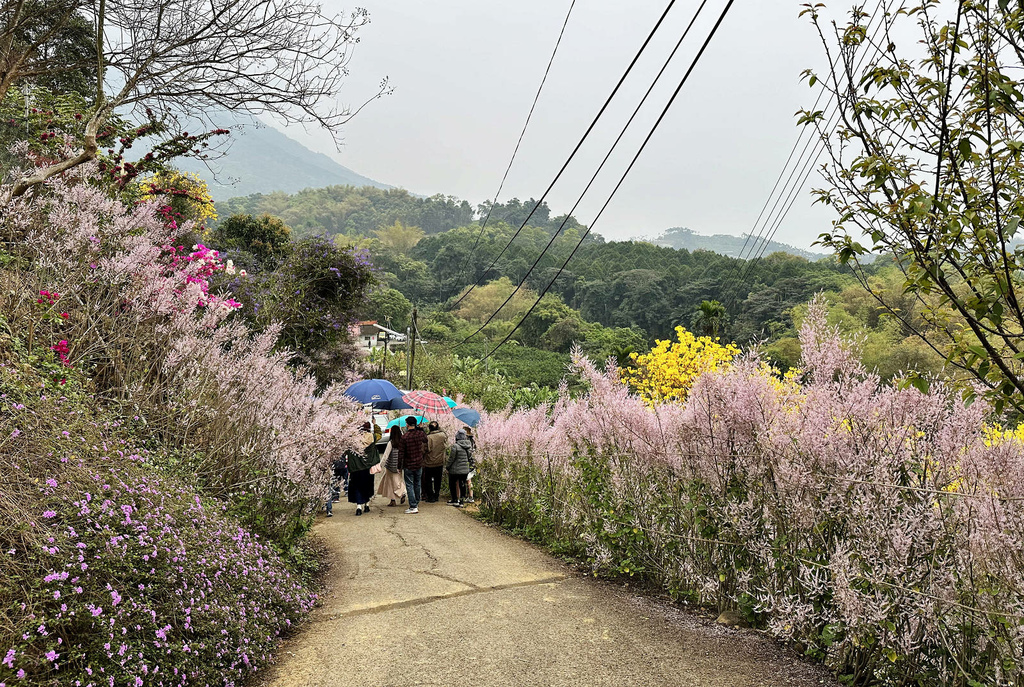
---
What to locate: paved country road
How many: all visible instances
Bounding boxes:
[260,500,835,687]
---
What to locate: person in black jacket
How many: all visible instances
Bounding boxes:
[347,422,381,516]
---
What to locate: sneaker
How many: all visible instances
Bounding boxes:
[465,498,475,504]
[446,500,459,505]
[400,495,406,505]
[326,512,333,518]
[363,503,370,512]
[355,506,363,516]
[404,508,419,514]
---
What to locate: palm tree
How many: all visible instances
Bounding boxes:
[691,300,728,338]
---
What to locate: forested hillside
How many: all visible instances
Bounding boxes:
[212,185,946,396]
[215,186,475,237]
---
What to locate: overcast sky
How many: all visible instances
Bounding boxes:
[278,0,853,250]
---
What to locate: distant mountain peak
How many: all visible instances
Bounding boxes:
[173,123,393,200]
[650,226,825,261]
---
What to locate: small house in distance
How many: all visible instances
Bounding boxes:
[350,321,406,352]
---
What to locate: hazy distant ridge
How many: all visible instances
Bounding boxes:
[174,124,392,200]
[652,227,825,260]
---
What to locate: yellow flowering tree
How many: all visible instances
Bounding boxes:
[139,171,217,225]
[620,326,739,404]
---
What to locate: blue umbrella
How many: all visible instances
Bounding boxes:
[452,407,481,427]
[344,379,403,408]
[386,414,426,430]
[388,394,413,410]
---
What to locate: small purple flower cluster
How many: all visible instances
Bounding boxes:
[0,409,315,686]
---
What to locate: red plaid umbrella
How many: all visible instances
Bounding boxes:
[400,390,452,415]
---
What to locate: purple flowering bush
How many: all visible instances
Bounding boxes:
[0,386,314,686]
[220,236,377,387]
[476,300,1024,686]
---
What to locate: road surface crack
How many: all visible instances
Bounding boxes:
[383,511,441,570]
[315,575,569,622]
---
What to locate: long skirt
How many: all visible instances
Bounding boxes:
[376,469,406,501]
[347,469,374,505]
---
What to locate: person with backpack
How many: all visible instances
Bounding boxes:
[445,429,474,508]
[347,421,380,516]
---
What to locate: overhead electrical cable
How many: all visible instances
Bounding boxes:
[718,0,892,313]
[477,0,738,363]
[735,0,887,267]
[447,0,578,300]
[448,0,682,311]
[633,1,886,320]
[453,0,715,349]
[733,0,897,288]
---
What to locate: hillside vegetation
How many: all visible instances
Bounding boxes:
[211,185,950,401]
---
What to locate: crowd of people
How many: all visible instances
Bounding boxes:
[327,417,476,517]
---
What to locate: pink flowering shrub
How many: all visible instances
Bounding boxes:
[0,391,313,686]
[476,300,1024,686]
[1,174,362,542]
[0,166,369,684]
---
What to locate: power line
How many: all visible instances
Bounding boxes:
[721,0,892,314]
[478,0,738,363]
[735,1,886,265]
[447,0,578,301]
[447,0,682,311]
[629,2,884,323]
[735,0,900,286]
[453,0,715,349]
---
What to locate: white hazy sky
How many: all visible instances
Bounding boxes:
[277,0,856,250]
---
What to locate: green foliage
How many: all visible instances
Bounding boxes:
[457,343,571,390]
[373,220,424,254]
[214,186,474,238]
[363,287,412,331]
[690,299,728,338]
[224,237,376,385]
[762,269,948,381]
[3,0,97,96]
[454,276,535,323]
[806,2,1024,413]
[212,213,293,266]
[396,350,517,411]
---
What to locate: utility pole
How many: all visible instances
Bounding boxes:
[405,326,412,388]
[407,306,418,389]
[381,331,390,379]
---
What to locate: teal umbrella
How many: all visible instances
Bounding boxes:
[443,396,458,408]
[386,415,425,430]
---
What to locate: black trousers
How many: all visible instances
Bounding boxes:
[448,473,468,503]
[423,465,444,502]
